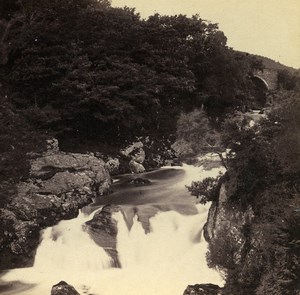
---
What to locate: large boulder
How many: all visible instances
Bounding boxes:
[183,284,222,295]
[128,177,151,186]
[119,137,177,172]
[120,141,144,163]
[51,281,80,295]
[85,205,121,267]
[129,160,145,173]
[120,141,146,173]
[30,152,110,194]
[0,143,111,270]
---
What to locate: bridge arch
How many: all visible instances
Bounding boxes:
[251,75,269,90]
[250,75,270,107]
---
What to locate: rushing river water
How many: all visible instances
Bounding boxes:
[1,164,225,295]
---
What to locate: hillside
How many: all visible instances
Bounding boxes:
[238,51,299,73]
[254,54,299,73]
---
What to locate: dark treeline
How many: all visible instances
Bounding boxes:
[0,0,263,146]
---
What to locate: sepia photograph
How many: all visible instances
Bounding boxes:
[0,0,299,294]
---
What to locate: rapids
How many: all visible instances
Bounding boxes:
[1,164,225,295]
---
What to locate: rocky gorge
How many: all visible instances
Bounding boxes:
[1,104,299,295]
[0,135,179,271]
[0,139,111,269]
[1,146,228,295]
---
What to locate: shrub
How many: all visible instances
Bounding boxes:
[187,174,222,204]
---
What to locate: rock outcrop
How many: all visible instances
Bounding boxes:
[105,157,120,175]
[204,183,254,265]
[128,177,151,186]
[129,159,145,173]
[183,284,222,295]
[119,137,177,173]
[85,204,121,267]
[51,281,80,295]
[121,141,146,173]
[0,141,111,269]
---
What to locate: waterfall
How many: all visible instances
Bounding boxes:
[101,205,223,295]
[1,164,225,295]
[33,210,113,273]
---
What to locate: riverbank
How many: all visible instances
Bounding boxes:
[0,141,111,270]
[1,163,225,295]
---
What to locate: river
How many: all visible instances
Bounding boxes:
[1,164,225,295]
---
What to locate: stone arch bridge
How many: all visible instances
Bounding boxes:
[252,68,278,91]
[251,69,278,106]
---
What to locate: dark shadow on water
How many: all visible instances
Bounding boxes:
[83,167,198,226]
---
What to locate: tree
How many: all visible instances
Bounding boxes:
[0,92,47,206]
[1,2,263,147]
[187,175,222,204]
[205,91,300,294]
[176,109,221,153]
[277,69,299,91]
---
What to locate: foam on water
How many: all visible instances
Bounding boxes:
[2,164,225,295]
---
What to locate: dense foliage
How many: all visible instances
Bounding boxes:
[206,92,300,294]
[175,109,222,154]
[187,175,222,204]
[0,0,262,147]
[0,91,46,206]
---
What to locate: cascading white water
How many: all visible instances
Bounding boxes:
[33,210,113,273]
[1,164,225,295]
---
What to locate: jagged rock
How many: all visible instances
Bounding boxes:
[183,284,222,295]
[105,158,120,175]
[120,141,144,159]
[85,205,121,267]
[129,160,145,173]
[204,182,255,265]
[46,138,59,154]
[30,152,109,186]
[120,141,146,172]
[0,143,111,270]
[119,137,176,171]
[51,281,80,295]
[128,177,151,186]
[132,148,146,164]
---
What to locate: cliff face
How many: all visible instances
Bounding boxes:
[204,182,264,293]
[205,183,255,265]
[203,180,290,295]
[0,140,111,269]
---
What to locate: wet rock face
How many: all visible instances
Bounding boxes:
[129,159,146,173]
[204,183,254,266]
[183,284,222,295]
[0,146,111,270]
[85,205,121,267]
[51,281,80,295]
[30,152,111,195]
